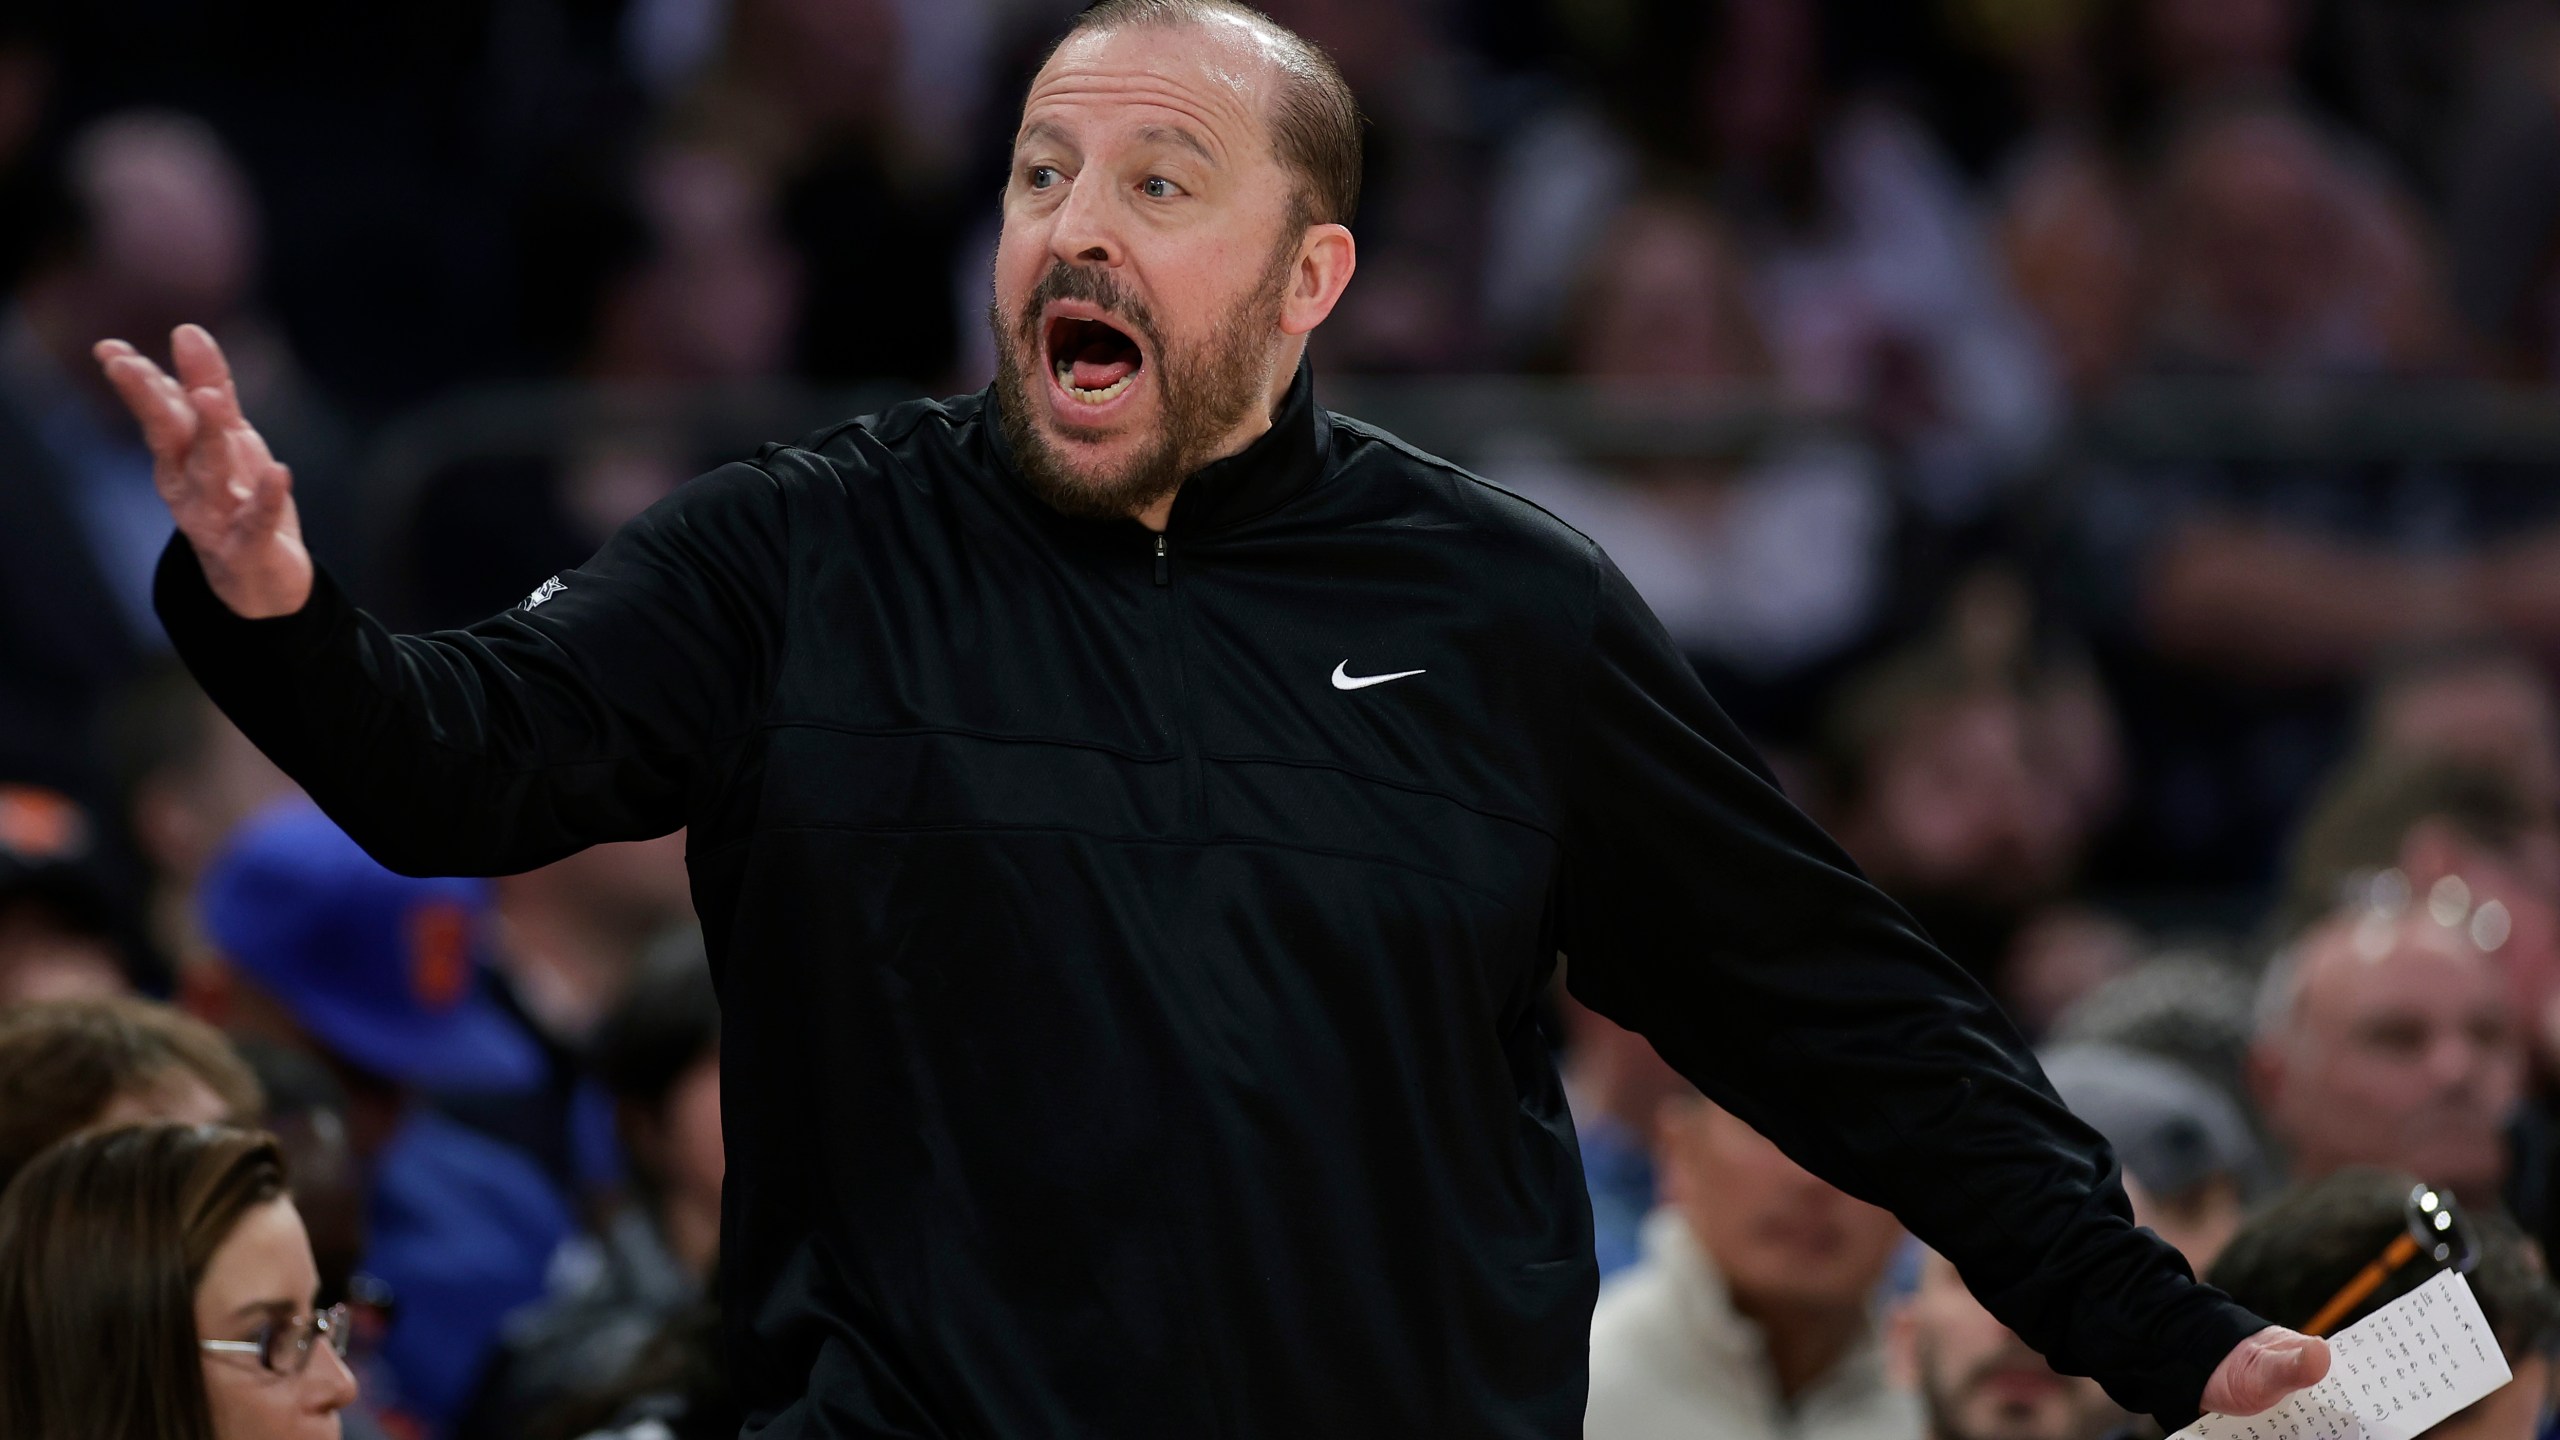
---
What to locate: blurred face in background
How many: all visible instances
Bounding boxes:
[2253,909,2524,1200]
[1849,689,2092,907]
[64,110,259,352]
[1655,1096,1903,1313]
[1891,1251,2121,1440]
[2156,113,2347,366]
[2370,660,2560,812]
[992,19,1348,519]
[1572,197,1768,383]
[195,1197,359,1439]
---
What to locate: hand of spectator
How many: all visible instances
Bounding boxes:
[2201,1325,2331,1417]
[92,324,313,619]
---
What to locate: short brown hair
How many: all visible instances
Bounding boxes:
[0,998,263,1194]
[0,1123,289,1440]
[2272,751,2540,948]
[1051,0,1363,227]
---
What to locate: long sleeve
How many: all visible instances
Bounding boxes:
[155,460,790,877]
[1555,549,2263,1428]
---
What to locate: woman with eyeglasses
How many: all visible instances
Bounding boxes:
[0,1121,360,1439]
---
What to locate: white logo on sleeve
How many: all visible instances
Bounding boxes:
[521,577,566,611]
[1330,660,1426,691]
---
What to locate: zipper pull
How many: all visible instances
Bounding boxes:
[1154,532,1169,586]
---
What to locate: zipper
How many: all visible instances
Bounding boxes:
[1148,528,1203,832]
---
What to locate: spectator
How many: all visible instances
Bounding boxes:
[1558,993,1689,1278]
[0,993,261,1194]
[492,836,697,1048]
[1496,188,1893,740]
[2272,754,2560,1076]
[0,781,136,1003]
[2051,952,2262,1114]
[1585,1092,1913,1440]
[200,802,572,1437]
[2000,906,2147,1039]
[2208,1168,2560,1440]
[469,935,722,1438]
[103,662,299,993]
[2250,895,2524,1204]
[2054,97,2494,888]
[232,1040,402,1440]
[1820,573,2122,984]
[670,0,964,390]
[2041,1042,2266,1270]
[2357,644,2560,811]
[1886,1248,2128,1440]
[0,1122,360,1439]
[0,110,342,802]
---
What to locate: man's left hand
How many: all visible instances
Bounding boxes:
[2202,1326,2332,1416]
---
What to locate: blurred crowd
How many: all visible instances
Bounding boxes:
[11,0,2560,1434]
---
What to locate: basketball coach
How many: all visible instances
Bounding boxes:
[96,1,2328,1433]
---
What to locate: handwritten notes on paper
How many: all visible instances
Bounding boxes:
[2171,1270,2511,1440]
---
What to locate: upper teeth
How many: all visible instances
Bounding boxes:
[1056,358,1136,404]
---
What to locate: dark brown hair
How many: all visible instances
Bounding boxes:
[1052,0,1363,227]
[0,1123,290,1440]
[2208,1166,2560,1364]
[2271,752,2540,949]
[0,997,264,1195]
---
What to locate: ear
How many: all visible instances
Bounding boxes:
[1278,222,1357,337]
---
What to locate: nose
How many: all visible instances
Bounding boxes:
[306,1340,360,1414]
[1048,171,1124,270]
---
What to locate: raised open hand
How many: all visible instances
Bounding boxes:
[93,324,312,618]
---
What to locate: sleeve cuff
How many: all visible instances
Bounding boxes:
[152,534,349,667]
[2148,1289,2276,1431]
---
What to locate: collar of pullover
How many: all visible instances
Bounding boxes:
[988,357,1332,538]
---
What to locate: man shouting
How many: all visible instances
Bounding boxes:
[98,1,2326,1433]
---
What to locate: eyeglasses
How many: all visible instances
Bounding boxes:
[199,1303,351,1376]
[2301,1184,2481,1337]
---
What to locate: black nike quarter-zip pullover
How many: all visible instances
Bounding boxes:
[157,363,2266,1437]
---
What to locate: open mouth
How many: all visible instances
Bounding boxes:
[1045,313,1145,406]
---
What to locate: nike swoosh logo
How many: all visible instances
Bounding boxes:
[1331,661,1426,691]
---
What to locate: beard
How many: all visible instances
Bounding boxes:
[991,241,1294,521]
[1918,1342,2117,1440]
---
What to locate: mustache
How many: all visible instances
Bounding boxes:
[1016,262,1162,354]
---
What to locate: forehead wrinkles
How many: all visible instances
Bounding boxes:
[1020,38,1274,167]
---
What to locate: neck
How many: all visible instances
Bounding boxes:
[1730,1288,1870,1404]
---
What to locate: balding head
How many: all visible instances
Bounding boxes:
[1049,0,1361,228]
[2252,902,2522,1200]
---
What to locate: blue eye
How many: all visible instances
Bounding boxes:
[1027,165,1062,190]
[1141,176,1178,199]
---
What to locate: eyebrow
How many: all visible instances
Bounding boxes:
[1016,120,1077,155]
[1135,124,1216,163]
[226,1296,297,1321]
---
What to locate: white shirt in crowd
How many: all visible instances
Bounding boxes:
[1585,1209,1919,1440]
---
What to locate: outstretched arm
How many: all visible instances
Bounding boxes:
[1557,548,2324,1429]
[100,325,790,876]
